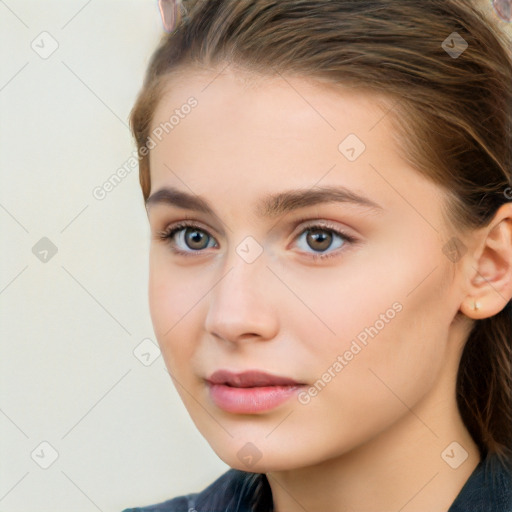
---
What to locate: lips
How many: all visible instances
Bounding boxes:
[207,369,302,387]
[205,370,306,414]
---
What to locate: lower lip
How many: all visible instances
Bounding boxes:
[208,383,304,413]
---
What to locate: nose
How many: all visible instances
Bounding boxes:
[204,249,279,345]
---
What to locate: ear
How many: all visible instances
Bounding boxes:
[459,202,512,319]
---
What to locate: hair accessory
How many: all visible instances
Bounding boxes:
[158,0,182,33]
[492,0,512,23]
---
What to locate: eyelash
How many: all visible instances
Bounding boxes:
[155,217,358,262]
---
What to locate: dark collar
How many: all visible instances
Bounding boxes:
[448,453,512,511]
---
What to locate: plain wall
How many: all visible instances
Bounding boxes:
[0,1,228,511]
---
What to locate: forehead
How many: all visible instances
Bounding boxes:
[147,66,444,222]
[149,66,393,173]
[151,65,390,135]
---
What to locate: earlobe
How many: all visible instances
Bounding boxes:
[460,297,484,319]
[460,204,512,320]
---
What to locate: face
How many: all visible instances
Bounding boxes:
[145,66,466,472]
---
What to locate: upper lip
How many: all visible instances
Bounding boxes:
[206,369,302,387]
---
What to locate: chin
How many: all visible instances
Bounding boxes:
[222,454,298,474]
[206,434,324,474]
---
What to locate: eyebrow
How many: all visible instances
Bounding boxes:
[145,185,384,218]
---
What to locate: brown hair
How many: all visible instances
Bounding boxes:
[130,0,512,470]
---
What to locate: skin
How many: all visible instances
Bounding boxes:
[145,64,512,512]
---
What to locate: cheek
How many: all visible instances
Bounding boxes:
[292,241,450,403]
[288,297,448,457]
[148,255,197,361]
[148,250,201,330]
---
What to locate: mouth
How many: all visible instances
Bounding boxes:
[207,369,303,387]
[205,369,307,414]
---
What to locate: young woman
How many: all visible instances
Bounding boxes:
[123,0,512,510]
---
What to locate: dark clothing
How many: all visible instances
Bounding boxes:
[122,453,512,511]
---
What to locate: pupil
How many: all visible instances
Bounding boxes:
[308,229,331,251]
[187,228,206,249]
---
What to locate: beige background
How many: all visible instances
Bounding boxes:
[0,2,229,511]
[0,1,510,511]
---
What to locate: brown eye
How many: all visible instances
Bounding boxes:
[306,228,333,252]
[296,225,346,255]
[293,222,358,262]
